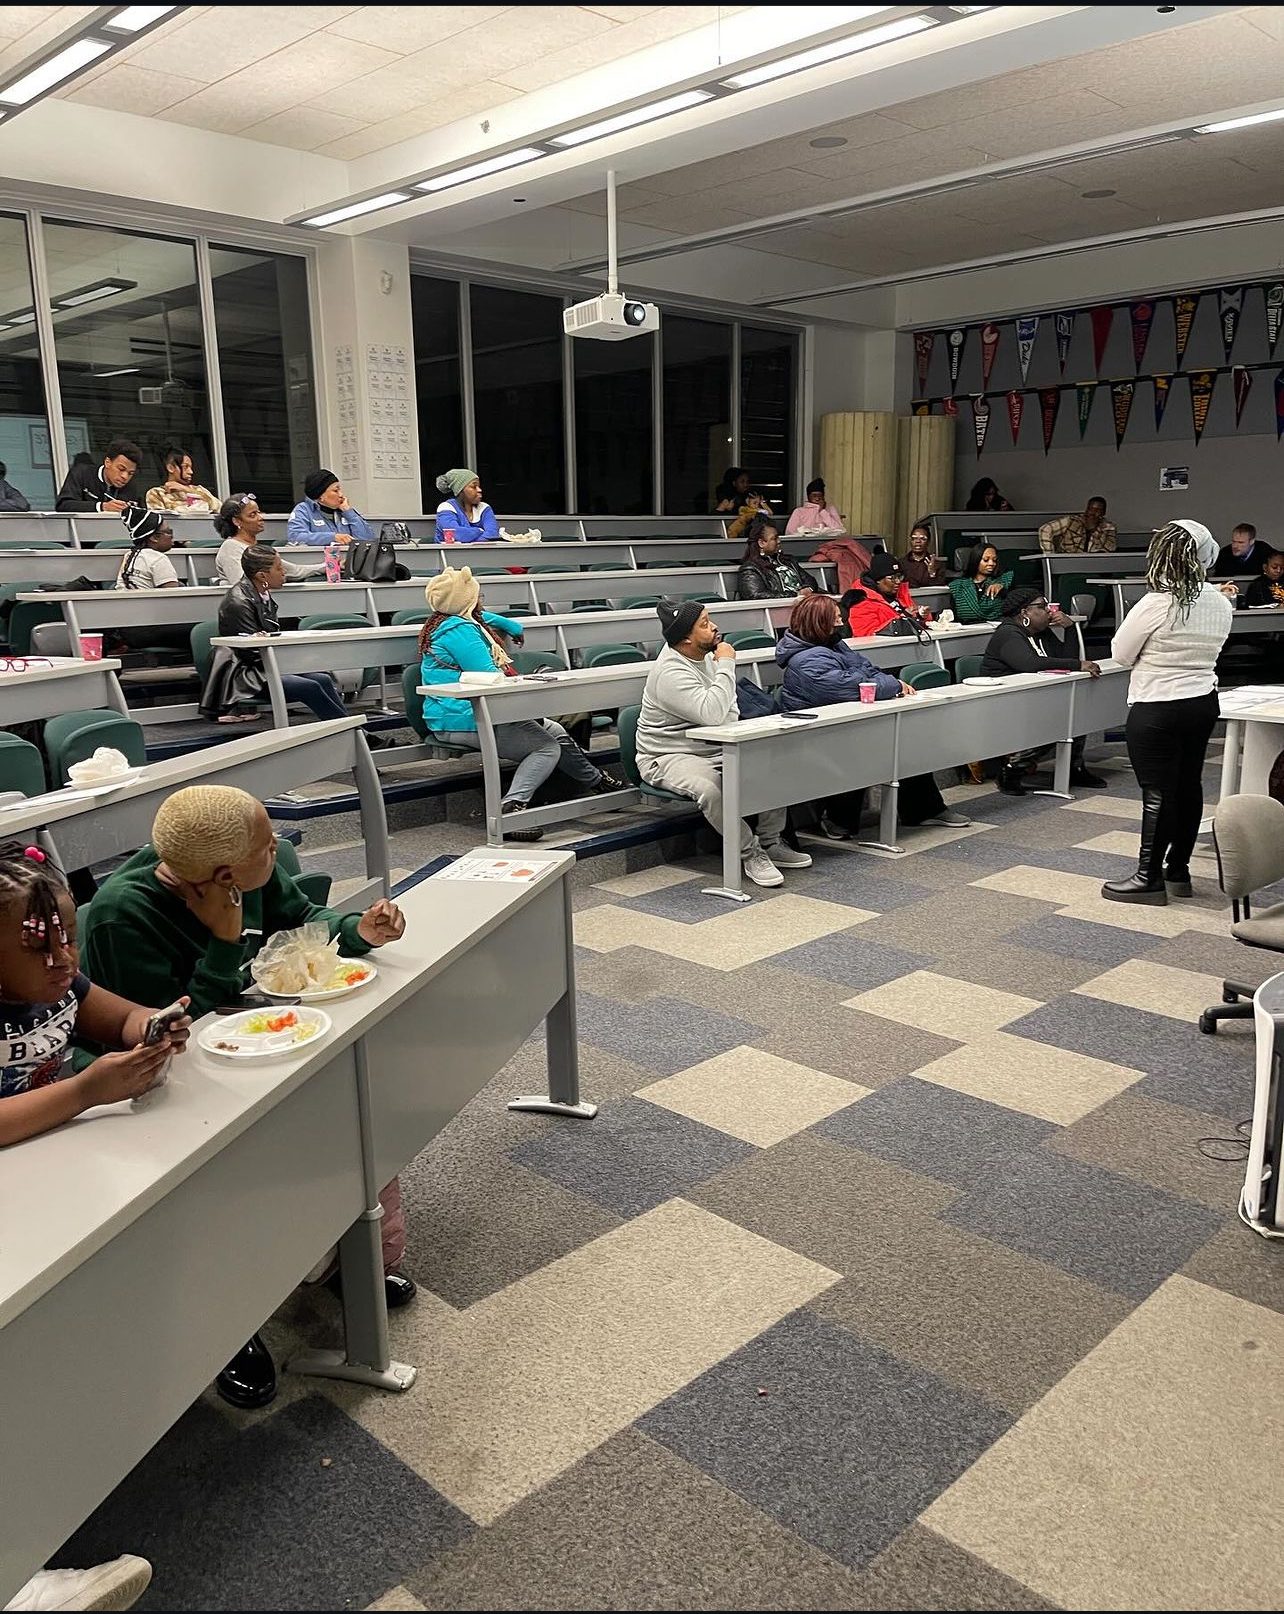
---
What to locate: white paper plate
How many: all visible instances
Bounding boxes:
[63,769,142,793]
[261,962,377,1001]
[198,1006,332,1062]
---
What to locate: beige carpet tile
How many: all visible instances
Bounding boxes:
[841,971,1042,1039]
[1074,958,1229,1022]
[636,1046,870,1147]
[1054,895,1227,939]
[594,864,704,896]
[910,1030,1143,1125]
[573,894,878,970]
[1062,794,1144,821]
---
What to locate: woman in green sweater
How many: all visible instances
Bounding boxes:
[949,542,1014,623]
[80,783,411,1412]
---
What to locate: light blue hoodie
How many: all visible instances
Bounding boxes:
[418,610,523,733]
[287,498,375,546]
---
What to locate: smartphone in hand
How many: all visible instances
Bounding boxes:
[143,1000,187,1045]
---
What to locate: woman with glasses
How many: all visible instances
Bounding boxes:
[213,494,322,586]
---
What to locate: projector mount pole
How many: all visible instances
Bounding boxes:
[606,168,618,296]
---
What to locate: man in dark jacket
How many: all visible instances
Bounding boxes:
[1211,523,1275,578]
[55,438,142,512]
[0,462,30,512]
[735,516,818,600]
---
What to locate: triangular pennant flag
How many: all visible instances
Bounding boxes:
[1219,287,1245,362]
[1038,386,1061,454]
[972,394,991,455]
[1233,365,1253,427]
[1110,380,1135,450]
[942,395,959,418]
[1015,315,1039,384]
[1129,301,1155,371]
[980,323,1000,389]
[1189,370,1216,444]
[947,328,966,384]
[1005,389,1024,445]
[911,399,931,417]
[1090,306,1113,373]
[914,331,935,394]
[1267,284,1284,357]
[1075,382,1096,440]
[1153,373,1173,430]
[1275,369,1284,441]
[1054,311,1074,374]
[1174,294,1199,368]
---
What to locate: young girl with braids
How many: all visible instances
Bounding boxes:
[1103,519,1235,905]
[0,842,190,1147]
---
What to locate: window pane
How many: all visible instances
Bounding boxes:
[662,315,731,515]
[574,332,653,516]
[43,220,213,505]
[210,245,317,511]
[470,284,565,512]
[410,275,464,511]
[0,214,54,509]
[740,325,796,511]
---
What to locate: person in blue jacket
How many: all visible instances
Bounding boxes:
[417,567,622,841]
[435,467,499,543]
[287,468,374,546]
[775,592,968,831]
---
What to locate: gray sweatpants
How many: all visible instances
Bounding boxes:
[434,719,600,804]
[641,751,786,857]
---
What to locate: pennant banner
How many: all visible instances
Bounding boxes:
[1005,388,1024,446]
[947,327,966,384]
[942,395,959,418]
[1129,301,1154,371]
[1233,365,1252,427]
[1015,315,1039,385]
[1275,369,1284,441]
[972,394,991,455]
[1055,311,1074,374]
[1267,284,1284,357]
[1038,386,1061,454]
[914,331,935,394]
[1152,373,1173,431]
[1110,380,1135,450]
[1219,287,1244,362]
[1075,382,1096,441]
[980,323,1000,389]
[1174,294,1199,368]
[1090,306,1113,373]
[911,399,931,418]
[1190,370,1216,444]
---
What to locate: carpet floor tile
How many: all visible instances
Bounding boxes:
[1002,912,1164,966]
[771,931,933,991]
[574,893,878,970]
[756,1005,962,1087]
[571,991,764,1077]
[841,970,1043,1039]
[1074,957,1229,1021]
[910,1030,1143,1125]
[636,1046,869,1147]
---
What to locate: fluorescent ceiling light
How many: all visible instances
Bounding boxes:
[416,147,546,193]
[1195,106,1284,134]
[949,5,995,12]
[6,310,36,324]
[104,5,178,31]
[721,14,936,90]
[0,37,112,105]
[53,277,136,308]
[91,367,140,377]
[302,191,412,227]
[551,89,714,149]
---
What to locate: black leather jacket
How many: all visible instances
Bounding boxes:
[736,555,818,600]
[199,578,280,717]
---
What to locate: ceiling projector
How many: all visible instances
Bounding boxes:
[564,291,659,341]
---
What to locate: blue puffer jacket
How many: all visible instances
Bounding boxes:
[435,496,499,544]
[774,630,902,709]
[418,610,523,733]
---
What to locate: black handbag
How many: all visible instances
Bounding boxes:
[344,533,398,582]
[875,616,920,638]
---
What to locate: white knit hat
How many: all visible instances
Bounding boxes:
[424,565,480,617]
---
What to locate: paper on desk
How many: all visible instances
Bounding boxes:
[0,780,132,809]
[433,856,542,882]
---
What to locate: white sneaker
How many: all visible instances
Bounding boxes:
[764,841,813,869]
[742,848,784,887]
[927,809,971,827]
[5,1558,153,1612]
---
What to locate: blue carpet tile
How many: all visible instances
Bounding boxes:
[571,991,764,1077]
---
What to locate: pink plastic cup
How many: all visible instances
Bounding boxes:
[858,682,876,704]
[79,633,104,661]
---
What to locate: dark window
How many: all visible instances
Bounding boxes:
[662,315,731,515]
[470,284,565,513]
[740,325,796,511]
[209,245,317,511]
[574,332,654,516]
[0,214,55,508]
[410,275,464,510]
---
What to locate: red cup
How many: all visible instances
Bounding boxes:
[858,682,876,704]
[79,633,103,661]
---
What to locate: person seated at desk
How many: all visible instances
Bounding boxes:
[418,566,621,841]
[114,506,181,590]
[0,460,30,512]
[635,599,812,889]
[979,586,1106,795]
[287,468,373,546]
[901,520,947,588]
[213,493,322,586]
[1039,497,1116,554]
[843,552,929,637]
[145,445,219,515]
[80,785,412,1409]
[965,477,1012,513]
[1243,550,1284,607]
[785,478,844,534]
[200,544,347,726]
[949,543,1013,623]
[1213,522,1275,578]
[55,437,142,513]
[776,594,969,829]
[736,515,817,599]
[435,467,499,544]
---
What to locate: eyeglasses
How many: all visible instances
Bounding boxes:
[235,493,258,507]
[0,657,54,673]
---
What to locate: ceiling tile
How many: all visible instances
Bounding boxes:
[237,103,370,150]
[65,62,204,115]
[617,191,761,234]
[1242,4,1284,42]
[446,4,617,77]
[889,61,1079,132]
[948,91,1141,162]
[582,6,661,21]
[0,4,97,77]
[494,5,727,93]
[125,6,347,81]
[0,6,63,40]
[323,5,510,53]
[314,87,521,159]
[562,184,670,214]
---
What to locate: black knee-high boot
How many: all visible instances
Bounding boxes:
[1162,785,1202,897]
[1102,787,1168,904]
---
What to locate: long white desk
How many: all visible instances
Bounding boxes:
[1099,577,1284,636]
[0,656,128,724]
[0,847,589,1605]
[1216,687,1284,801]
[689,664,1130,899]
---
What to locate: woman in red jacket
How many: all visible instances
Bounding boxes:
[842,552,929,638]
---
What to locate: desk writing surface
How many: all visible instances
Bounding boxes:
[0,655,121,686]
[0,850,571,1330]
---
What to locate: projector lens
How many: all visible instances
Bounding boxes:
[624,301,646,325]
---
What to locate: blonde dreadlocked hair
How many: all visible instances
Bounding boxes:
[1146,521,1207,622]
[152,786,261,881]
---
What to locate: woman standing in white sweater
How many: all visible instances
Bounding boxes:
[1103,519,1234,905]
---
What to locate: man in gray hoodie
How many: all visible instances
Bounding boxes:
[636,599,810,889]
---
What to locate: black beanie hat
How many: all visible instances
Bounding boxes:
[120,505,164,542]
[304,467,339,502]
[657,596,704,647]
[866,552,902,582]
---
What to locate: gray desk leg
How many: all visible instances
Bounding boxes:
[1042,557,1054,602]
[263,648,291,728]
[509,879,597,1120]
[288,1039,417,1391]
[353,730,393,896]
[1219,718,1243,801]
[857,781,904,854]
[106,670,130,717]
[64,601,82,650]
[1036,739,1073,800]
[476,702,505,846]
[702,745,751,903]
